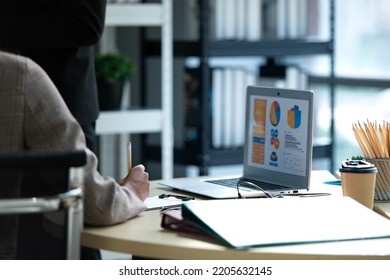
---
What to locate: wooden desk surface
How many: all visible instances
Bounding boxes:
[81,170,390,259]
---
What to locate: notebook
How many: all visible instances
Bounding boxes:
[158,85,314,198]
[180,197,390,249]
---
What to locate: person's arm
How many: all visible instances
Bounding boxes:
[83,150,149,226]
[0,0,107,50]
[22,56,148,226]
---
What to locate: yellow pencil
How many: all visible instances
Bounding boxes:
[352,120,390,159]
[127,141,132,172]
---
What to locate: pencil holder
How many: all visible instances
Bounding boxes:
[365,158,390,202]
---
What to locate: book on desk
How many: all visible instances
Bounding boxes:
[162,196,390,249]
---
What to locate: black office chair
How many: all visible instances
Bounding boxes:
[0,150,87,260]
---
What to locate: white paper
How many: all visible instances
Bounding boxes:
[145,195,183,211]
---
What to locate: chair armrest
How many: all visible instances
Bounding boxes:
[0,188,82,215]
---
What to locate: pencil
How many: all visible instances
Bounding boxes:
[127,141,132,172]
[352,120,390,159]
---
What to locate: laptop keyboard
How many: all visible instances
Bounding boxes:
[205,177,290,192]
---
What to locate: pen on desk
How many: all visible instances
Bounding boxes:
[323,180,341,185]
[160,206,182,213]
[127,141,132,172]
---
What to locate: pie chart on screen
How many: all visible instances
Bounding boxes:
[288,105,302,129]
[269,101,280,126]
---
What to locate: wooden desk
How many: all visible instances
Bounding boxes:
[81,170,390,259]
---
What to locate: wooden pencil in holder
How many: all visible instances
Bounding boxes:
[366,158,390,201]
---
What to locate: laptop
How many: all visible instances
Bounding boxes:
[158,85,314,198]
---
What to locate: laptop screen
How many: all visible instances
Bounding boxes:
[243,86,313,189]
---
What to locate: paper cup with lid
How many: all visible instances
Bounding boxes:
[339,160,378,209]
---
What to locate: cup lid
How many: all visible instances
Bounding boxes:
[339,160,377,173]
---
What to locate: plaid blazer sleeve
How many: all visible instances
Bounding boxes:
[22,55,147,226]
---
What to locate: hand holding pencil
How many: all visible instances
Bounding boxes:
[119,140,150,201]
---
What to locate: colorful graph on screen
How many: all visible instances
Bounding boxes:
[269,101,280,126]
[253,98,266,125]
[248,94,309,176]
[252,98,266,164]
[287,105,302,129]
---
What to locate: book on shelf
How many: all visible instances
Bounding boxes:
[235,0,246,40]
[184,66,258,150]
[183,62,309,153]
[246,0,262,41]
[212,0,262,41]
[276,0,287,39]
[211,67,258,149]
[286,0,308,39]
[224,0,236,40]
[208,0,323,41]
[232,68,246,147]
[213,0,224,40]
[264,0,310,39]
[308,0,331,39]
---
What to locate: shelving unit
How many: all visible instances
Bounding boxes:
[96,1,173,179]
[144,0,335,175]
